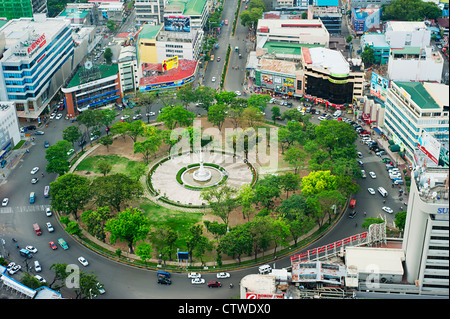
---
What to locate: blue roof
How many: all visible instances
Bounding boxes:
[315,0,339,6]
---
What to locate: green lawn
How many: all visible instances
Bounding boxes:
[138,198,203,248]
[76,155,142,176]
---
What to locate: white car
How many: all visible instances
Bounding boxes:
[146,112,156,117]
[67,149,75,156]
[132,114,142,120]
[368,188,375,195]
[34,260,41,272]
[382,206,394,214]
[30,167,39,174]
[31,178,39,184]
[35,275,46,283]
[46,222,54,232]
[234,90,241,96]
[78,256,89,266]
[45,208,52,217]
[216,272,230,279]
[318,116,326,121]
[2,198,8,206]
[187,272,201,279]
[120,115,130,121]
[369,172,376,179]
[49,113,56,119]
[191,278,205,285]
[55,114,63,120]
[211,77,216,82]
[26,246,38,253]
[8,264,21,275]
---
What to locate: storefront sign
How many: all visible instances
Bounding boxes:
[27,34,46,55]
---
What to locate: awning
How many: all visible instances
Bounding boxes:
[388,140,395,145]
[373,127,383,134]
[389,144,401,152]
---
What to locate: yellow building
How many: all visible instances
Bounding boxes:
[138,24,162,64]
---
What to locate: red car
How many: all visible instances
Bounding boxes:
[49,241,57,250]
[208,281,222,288]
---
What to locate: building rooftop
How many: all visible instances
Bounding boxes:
[257,19,328,38]
[166,0,207,16]
[345,246,405,276]
[66,63,119,88]
[263,41,324,56]
[139,24,162,41]
[394,82,442,110]
[386,21,428,32]
[258,58,303,75]
[140,59,197,87]
[423,82,449,108]
[305,47,351,76]
[362,33,390,48]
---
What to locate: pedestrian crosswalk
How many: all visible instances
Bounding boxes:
[0,205,50,214]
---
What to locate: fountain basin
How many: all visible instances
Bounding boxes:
[180,164,226,189]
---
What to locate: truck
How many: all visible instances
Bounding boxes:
[33,223,42,236]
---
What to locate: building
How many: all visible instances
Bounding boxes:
[89,0,125,23]
[164,0,210,30]
[351,5,382,35]
[0,101,20,160]
[291,260,347,288]
[138,24,162,64]
[387,46,444,82]
[384,81,449,163]
[118,46,139,93]
[0,14,75,120]
[156,29,204,62]
[0,0,47,20]
[256,19,330,47]
[402,166,449,294]
[348,0,392,8]
[361,33,390,65]
[385,21,431,49]
[135,0,165,26]
[308,0,342,34]
[61,62,121,117]
[301,47,364,105]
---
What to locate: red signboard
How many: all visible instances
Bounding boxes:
[27,34,46,54]
[246,293,284,299]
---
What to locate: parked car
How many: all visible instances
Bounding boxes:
[216,272,230,279]
[44,141,49,148]
[207,281,222,288]
[187,272,201,279]
[360,170,366,178]
[191,278,205,285]
[34,131,45,135]
[369,171,376,179]
[55,114,63,120]
[157,277,172,285]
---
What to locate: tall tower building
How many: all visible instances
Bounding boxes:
[0,0,47,20]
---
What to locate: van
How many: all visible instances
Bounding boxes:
[333,110,342,118]
[30,192,36,204]
[157,270,171,278]
[378,187,388,197]
[34,260,41,272]
[44,185,50,198]
[19,248,33,258]
[258,264,272,274]
[33,223,42,235]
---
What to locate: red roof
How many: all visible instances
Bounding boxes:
[116,32,132,38]
[302,47,312,64]
[140,59,197,86]
[437,18,449,28]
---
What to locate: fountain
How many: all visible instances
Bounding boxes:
[193,151,212,182]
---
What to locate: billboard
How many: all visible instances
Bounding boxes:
[417,130,441,165]
[370,72,389,102]
[164,15,191,32]
[261,74,273,84]
[162,56,179,72]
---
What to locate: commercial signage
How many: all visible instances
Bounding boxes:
[162,56,179,72]
[261,74,273,84]
[370,72,389,102]
[246,293,284,299]
[283,78,294,87]
[164,15,191,33]
[140,74,195,92]
[27,34,46,55]
[417,130,441,165]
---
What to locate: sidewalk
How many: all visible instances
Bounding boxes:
[0,137,33,181]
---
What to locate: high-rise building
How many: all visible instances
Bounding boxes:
[402,166,449,294]
[0,14,75,120]
[135,0,165,25]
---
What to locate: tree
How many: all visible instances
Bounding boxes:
[195,86,216,110]
[81,206,111,242]
[91,173,144,211]
[301,170,338,195]
[104,48,113,64]
[247,216,272,261]
[270,217,290,258]
[207,103,229,131]
[134,127,162,164]
[362,217,385,229]
[135,242,154,265]
[97,160,112,176]
[382,0,442,21]
[253,175,281,209]
[45,140,72,175]
[215,91,237,105]
[157,106,195,130]
[125,120,145,143]
[150,226,178,265]
[271,106,281,124]
[278,172,300,199]
[247,94,270,112]
[394,211,407,231]
[346,35,353,43]
[287,213,315,247]
[201,186,238,227]
[240,106,265,129]
[185,224,203,263]
[62,125,82,147]
[105,207,151,254]
[284,146,308,174]
[361,45,375,66]
[237,184,255,220]
[99,109,117,134]
[218,224,253,265]
[99,134,114,152]
[50,173,91,220]
[177,85,197,109]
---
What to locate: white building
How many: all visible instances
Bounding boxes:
[135,0,165,25]
[387,46,444,82]
[155,29,204,62]
[256,19,330,47]
[118,46,139,93]
[0,14,75,120]
[0,102,20,157]
[384,81,449,163]
[385,21,431,49]
[402,166,449,294]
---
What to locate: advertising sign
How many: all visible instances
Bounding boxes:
[27,34,46,55]
[417,130,441,165]
[261,74,273,84]
[246,293,284,299]
[370,72,389,102]
[283,78,294,87]
[162,56,179,72]
[164,15,191,32]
